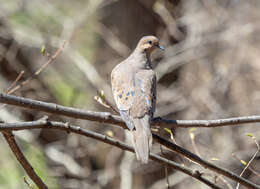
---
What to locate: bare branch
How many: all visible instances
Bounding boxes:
[0,93,125,128]
[1,120,260,189]
[189,129,232,189]
[235,135,260,189]
[5,70,24,94]
[153,116,260,128]
[153,134,260,189]
[7,41,67,94]
[95,23,131,57]
[94,91,119,114]
[2,93,260,129]
[2,131,48,189]
[0,120,222,189]
[0,94,260,188]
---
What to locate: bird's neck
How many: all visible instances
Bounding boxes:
[131,48,152,69]
[144,52,152,69]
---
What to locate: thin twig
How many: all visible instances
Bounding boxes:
[189,129,202,157]
[0,71,25,109]
[94,91,119,114]
[165,166,170,189]
[0,120,222,189]
[232,153,260,178]
[0,41,66,111]
[235,136,260,189]
[5,70,25,94]
[7,41,67,94]
[24,176,34,189]
[159,129,170,189]
[189,129,232,189]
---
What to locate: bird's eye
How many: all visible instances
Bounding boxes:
[148,40,152,45]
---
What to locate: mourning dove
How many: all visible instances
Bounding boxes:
[111,36,164,163]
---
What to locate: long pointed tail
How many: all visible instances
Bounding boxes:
[131,115,152,164]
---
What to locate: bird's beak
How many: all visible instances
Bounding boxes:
[157,44,165,51]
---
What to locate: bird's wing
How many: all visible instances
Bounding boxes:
[111,66,156,130]
[111,65,136,130]
[111,67,135,111]
[129,69,156,119]
[129,70,156,163]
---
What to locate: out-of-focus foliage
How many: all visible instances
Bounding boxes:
[1,0,260,188]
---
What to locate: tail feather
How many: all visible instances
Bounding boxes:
[131,115,152,164]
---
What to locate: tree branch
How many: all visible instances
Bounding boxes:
[2,93,260,128]
[153,116,260,128]
[1,94,260,188]
[0,93,125,128]
[2,130,48,189]
[6,41,67,95]
[0,120,222,189]
[153,134,260,189]
[0,120,260,189]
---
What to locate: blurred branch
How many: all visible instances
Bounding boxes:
[148,170,188,189]
[119,132,134,189]
[66,45,112,95]
[0,120,222,189]
[1,130,48,189]
[188,129,232,189]
[95,23,131,57]
[153,1,184,40]
[9,24,112,99]
[2,93,260,129]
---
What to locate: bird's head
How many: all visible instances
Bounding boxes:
[137,36,164,54]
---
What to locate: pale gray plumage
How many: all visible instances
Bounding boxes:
[111,36,163,163]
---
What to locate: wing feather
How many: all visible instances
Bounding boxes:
[129,70,156,119]
[111,66,156,130]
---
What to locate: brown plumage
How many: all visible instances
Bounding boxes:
[111,36,164,163]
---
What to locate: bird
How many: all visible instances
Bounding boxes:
[111,36,164,163]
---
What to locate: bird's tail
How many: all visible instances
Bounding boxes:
[132,115,152,164]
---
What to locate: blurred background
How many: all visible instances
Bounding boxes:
[0,0,260,188]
